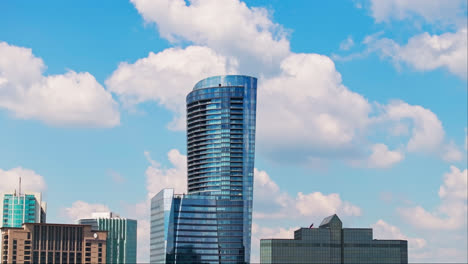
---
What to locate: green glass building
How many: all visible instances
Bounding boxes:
[79,212,137,264]
[0,191,46,228]
[260,214,408,264]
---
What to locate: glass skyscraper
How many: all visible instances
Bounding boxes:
[260,214,408,264]
[150,75,257,263]
[0,191,46,228]
[78,212,137,264]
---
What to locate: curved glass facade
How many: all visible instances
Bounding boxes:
[186,75,257,263]
[150,75,257,264]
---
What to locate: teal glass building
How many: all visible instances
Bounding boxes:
[150,75,257,263]
[0,191,46,228]
[79,212,137,264]
[260,214,408,264]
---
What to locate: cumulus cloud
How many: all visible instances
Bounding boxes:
[372,220,426,250]
[106,46,236,129]
[399,166,467,230]
[366,143,404,168]
[365,28,468,79]
[254,168,362,220]
[0,42,120,127]
[368,0,467,26]
[257,53,371,163]
[123,0,459,166]
[380,100,462,161]
[62,201,111,223]
[130,0,290,75]
[441,141,464,162]
[144,149,187,199]
[0,167,47,193]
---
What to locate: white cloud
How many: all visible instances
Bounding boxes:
[62,201,111,223]
[441,141,463,162]
[439,166,467,201]
[0,42,120,127]
[365,28,468,79]
[251,222,297,263]
[0,167,47,193]
[106,46,235,130]
[253,168,362,219]
[340,36,355,50]
[382,100,445,153]
[367,143,404,168]
[130,0,290,75]
[368,0,467,26]
[399,166,467,230]
[257,53,372,162]
[372,219,426,250]
[296,192,362,217]
[136,219,150,262]
[124,0,460,166]
[144,149,187,199]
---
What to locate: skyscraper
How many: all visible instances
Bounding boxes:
[0,191,46,228]
[79,212,137,264]
[150,75,257,263]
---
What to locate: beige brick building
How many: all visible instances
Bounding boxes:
[1,223,107,264]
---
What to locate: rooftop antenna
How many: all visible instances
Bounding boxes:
[19,176,21,196]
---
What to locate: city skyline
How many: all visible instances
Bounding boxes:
[0,0,467,263]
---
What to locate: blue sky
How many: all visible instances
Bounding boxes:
[0,0,467,262]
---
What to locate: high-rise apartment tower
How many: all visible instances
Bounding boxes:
[150,75,257,263]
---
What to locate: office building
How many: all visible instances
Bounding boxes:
[0,191,46,228]
[78,212,137,264]
[260,214,408,264]
[1,223,107,264]
[150,75,257,263]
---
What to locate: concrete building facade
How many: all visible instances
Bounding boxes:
[1,223,107,264]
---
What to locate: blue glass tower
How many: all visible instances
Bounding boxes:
[187,75,257,263]
[150,75,257,263]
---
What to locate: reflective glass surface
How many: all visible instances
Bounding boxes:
[260,215,408,264]
[150,75,257,263]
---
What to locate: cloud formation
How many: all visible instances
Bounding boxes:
[62,201,111,223]
[144,149,187,198]
[0,42,120,127]
[106,46,235,129]
[368,0,467,26]
[399,165,467,230]
[365,28,468,79]
[367,143,404,168]
[254,168,362,220]
[130,0,290,75]
[257,53,371,162]
[372,220,426,250]
[0,167,47,193]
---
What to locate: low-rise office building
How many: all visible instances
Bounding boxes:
[1,223,107,264]
[260,214,407,264]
